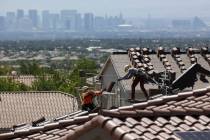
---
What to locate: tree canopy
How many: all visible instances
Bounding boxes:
[0,58,98,96]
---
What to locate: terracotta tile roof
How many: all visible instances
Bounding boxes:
[0,75,51,86]
[2,87,210,140]
[13,75,37,86]
[64,87,210,140]
[0,91,78,129]
[0,75,37,86]
[1,47,210,139]
[0,113,98,140]
[103,47,210,100]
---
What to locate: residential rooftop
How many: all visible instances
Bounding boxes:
[99,47,210,101]
[1,87,210,140]
[0,91,78,129]
[1,47,210,139]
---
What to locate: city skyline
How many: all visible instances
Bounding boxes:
[0,0,210,18]
[0,9,126,32]
[0,8,208,33]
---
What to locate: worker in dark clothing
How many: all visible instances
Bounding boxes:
[118,65,149,101]
[81,86,104,111]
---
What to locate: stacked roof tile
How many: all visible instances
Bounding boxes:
[128,47,210,75]
[1,47,210,139]
[116,47,210,94]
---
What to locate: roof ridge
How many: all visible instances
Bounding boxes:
[110,86,210,112]
[0,91,76,98]
[98,87,210,118]
[0,113,98,139]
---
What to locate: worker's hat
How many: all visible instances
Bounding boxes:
[82,86,89,92]
[124,64,131,72]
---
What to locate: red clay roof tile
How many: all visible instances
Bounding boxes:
[156,117,170,126]
[3,86,210,140]
[112,126,131,140]
[153,109,171,116]
[121,133,142,140]
[169,108,187,116]
[27,133,41,138]
[133,102,149,109]
[47,135,60,140]
[136,110,154,117]
[119,110,137,118]
[184,107,203,115]
[199,115,210,124]
[103,120,119,134]
[143,132,158,140]
[163,124,178,133]
[0,91,77,128]
[193,123,208,131]
[52,129,68,135]
[39,134,54,140]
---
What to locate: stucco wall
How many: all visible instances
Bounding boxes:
[99,60,129,108]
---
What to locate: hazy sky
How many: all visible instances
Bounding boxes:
[0,0,210,18]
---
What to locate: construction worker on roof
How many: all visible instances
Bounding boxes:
[80,86,105,111]
[118,65,149,101]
